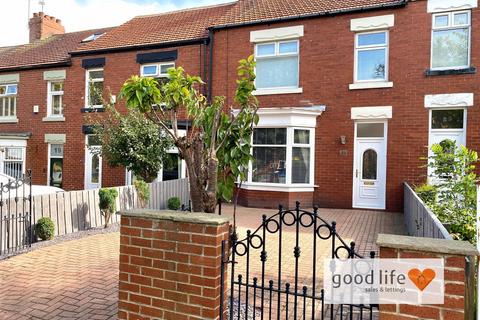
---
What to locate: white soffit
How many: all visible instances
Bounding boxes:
[351,106,393,120]
[425,93,474,108]
[427,0,478,13]
[350,15,395,32]
[250,25,304,43]
[0,73,19,84]
[44,134,66,144]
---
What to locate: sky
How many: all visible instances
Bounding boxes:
[1,0,233,47]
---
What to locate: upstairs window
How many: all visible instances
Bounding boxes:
[86,69,104,108]
[255,40,299,90]
[431,11,471,70]
[355,31,388,82]
[47,82,64,117]
[0,84,17,119]
[141,62,175,85]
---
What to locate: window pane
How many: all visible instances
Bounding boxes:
[362,149,377,180]
[88,135,101,146]
[432,29,469,68]
[91,154,100,183]
[6,85,17,95]
[454,13,469,26]
[357,32,386,46]
[252,147,286,183]
[50,158,63,188]
[434,15,449,28]
[431,109,464,129]
[52,95,63,115]
[89,81,104,106]
[5,148,23,160]
[142,65,158,76]
[89,70,103,79]
[162,153,180,181]
[256,56,299,88]
[279,41,298,54]
[357,49,386,81]
[357,123,384,138]
[0,87,5,95]
[294,129,310,144]
[257,43,276,56]
[253,128,286,145]
[51,82,63,92]
[160,64,175,74]
[292,147,310,184]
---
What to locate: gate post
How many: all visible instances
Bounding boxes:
[117,209,230,320]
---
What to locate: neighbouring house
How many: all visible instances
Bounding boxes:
[0,0,477,212]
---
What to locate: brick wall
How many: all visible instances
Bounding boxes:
[118,211,230,320]
[377,234,477,320]
[212,1,480,211]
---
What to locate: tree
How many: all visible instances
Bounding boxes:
[120,57,258,213]
[90,104,173,183]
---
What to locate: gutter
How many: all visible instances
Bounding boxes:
[70,38,208,57]
[210,1,408,31]
[0,61,71,73]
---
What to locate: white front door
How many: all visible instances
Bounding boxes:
[353,122,387,210]
[85,135,102,190]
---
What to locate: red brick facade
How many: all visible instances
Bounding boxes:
[0,0,478,211]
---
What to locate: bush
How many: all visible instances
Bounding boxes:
[415,184,436,204]
[167,197,181,210]
[134,179,150,208]
[35,217,55,241]
[99,188,119,228]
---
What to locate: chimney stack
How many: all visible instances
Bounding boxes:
[29,12,65,43]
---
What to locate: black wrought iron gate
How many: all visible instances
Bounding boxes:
[0,170,33,256]
[220,202,379,320]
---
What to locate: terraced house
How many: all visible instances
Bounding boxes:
[0,0,478,212]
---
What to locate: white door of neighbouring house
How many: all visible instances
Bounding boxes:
[85,135,102,190]
[353,122,387,210]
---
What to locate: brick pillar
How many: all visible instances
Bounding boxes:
[118,210,230,320]
[377,234,477,320]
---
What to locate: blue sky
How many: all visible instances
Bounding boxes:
[1,0,233,47]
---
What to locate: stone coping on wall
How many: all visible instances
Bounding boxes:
[118,209,231,226]
[377,234,479,256]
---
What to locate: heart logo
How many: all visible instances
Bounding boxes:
[408,268,436,291]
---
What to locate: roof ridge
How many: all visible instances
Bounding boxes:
[133,1,237,19]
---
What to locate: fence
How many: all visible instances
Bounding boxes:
[403,182,451,240]
[10,178,189,245]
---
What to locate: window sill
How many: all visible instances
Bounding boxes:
[42,116,65,122]
[81,107,105,113]
[253,87,303,96]
[0,118,19,124]
[349,82,393,90]
[241,183,316,192]
[425,67,476,76]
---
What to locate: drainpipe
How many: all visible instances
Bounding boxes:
[207,28,214,103]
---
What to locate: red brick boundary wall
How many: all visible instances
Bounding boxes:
[377,234,478,320]
[117,210,230,320]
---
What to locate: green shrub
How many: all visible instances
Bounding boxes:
[35,217,55,241]
[167,197,181,210]
[415,184,436,204]
[99,188,119,228]
[134,179,150,208]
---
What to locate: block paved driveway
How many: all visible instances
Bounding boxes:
[0,206,403,319]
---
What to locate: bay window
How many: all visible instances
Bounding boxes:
[354,31,389,82]
[0,84,17,119]
[431,11,471,70]
[250,127,313,186]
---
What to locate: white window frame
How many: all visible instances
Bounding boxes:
[0,84,18,121]
[354,30,389,83]
[47,81,64,118]
[430,10,471,71]
[2,146,26,178]
[85,68,104,108]
[247,127,315,191]
[140,62,175,78]
[47,143,64,187]
[253,40,302,95]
